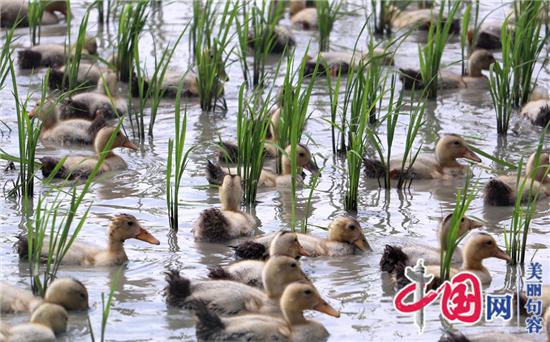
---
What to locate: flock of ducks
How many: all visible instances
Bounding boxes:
[1,0,550,341]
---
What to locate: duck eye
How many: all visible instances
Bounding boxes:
[348,225,355,230]
[453,141,460,145]
[127,221,133,226]
[80,293,86,298]
[290,263,296,268]
[460,218,465,222]
[294,238,298,242]
[304,289,312,295]
[299,152,305,157]
[486,240,493,245]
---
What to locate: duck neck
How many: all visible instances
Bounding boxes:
[463,255,484,271]
[107,235,126,257]
[282,304,307,325]
[436,153,460,169]
[94,139,115,158]
[281,156,292,175]
[468,61,483,77]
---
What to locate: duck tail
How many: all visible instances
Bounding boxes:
[483,178,513,206]
[379,245,408,273]
[439,331,471,342]
[40,157,69,180]
[164,269,191,307]
[363,158,386,178]
[190,300,224,341]
[216,141,239,163]
[207,266,233,280]
[130,72,149,98]
[534,104,550,127]
[398,68,423,90]
[16,234,29,259]
[17,50,42,69]
[232,241,267,260]
[205,161,225,185]
[48,68,65,90]
[194,208,230,242]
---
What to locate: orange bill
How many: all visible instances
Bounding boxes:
[314,301,340,318]
[123,139,138,151]
[354,238,372,252]
[135,227,160,245]
[298,245,310,257]
[463,148,481,163]
[494,247,512,262]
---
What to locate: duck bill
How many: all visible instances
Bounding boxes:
[494,247,512,262]
[304,160,320,176]
[313,301,340,318]
[470,220,483,229]
[354,238,372,252]
[28,107,37,119]
[123,140,139,151]
[135,227,160,245]
[298,246,310,257]
[463,148,481,163]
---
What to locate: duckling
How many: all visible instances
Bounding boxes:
[0,303,68,342]
[384,5,460,33]
[1,278,88,313]
[39,126,138,180]
[165,256,310,316]
[467,22,508,50]
[397,233,511,286]
[379,214,482,273]
[206,144,320,187]
[364,134,482,180]
[291,7,317,30]
[17,214,159,266]
[193,175,255,242]
[0,0,67,27]
[521,99,550,127]
[193,282,339,342]
[17,37,98,69]
[484,152,550,206]
[207,231,309,288]
[48,62,106,91]
[304,49,394,77]
[248,25,296,54]
[400,49,496,90]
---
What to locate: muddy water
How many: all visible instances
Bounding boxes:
[1,1,549,341]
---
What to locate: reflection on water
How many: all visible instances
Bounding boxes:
[1,1,549,341]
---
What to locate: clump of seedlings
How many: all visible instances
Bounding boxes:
[316,0,343,51]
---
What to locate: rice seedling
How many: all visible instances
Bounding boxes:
[417,0,460,99]
[88,268,121,342]
[316,0,343,51]
[300,163,324,233]
[460,2,471,76]
[27,0,44,45]
[96,0,105,24]
[371,0,388,35]
[0,23,17,91]
[325,65,343,155]
[166,82,194,232]
[128,43,147,141]
[63,7,91,91]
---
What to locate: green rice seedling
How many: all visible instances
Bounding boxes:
[300,163,324,233]
[371,0,386,35]
[27,0,44,45]
[316,0,343,51]
[488,20,514,136]
[0,23,17,90]
[417,0,460,99]
[96,0,104,24]
[440,176,479,281]
[460,2,471,76]
[88,268,121,342]
[166,81,194,232]
[325,65,343,155]
[63,7,91,90]
[128,40,147,141]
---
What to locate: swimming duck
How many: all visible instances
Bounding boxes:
[0,303,68,342]
[0,278,88,313]
[520,99,550,127]
[304,49,394,77]
[379,214,482,273]
[206,144,320,187]
[248,25,296,54]
[484,152,550,206]
[291,7,317,30]
[193,282,339,342]
[467,22,509,50]
[396,233,511,286]
[207,230,309,288]
[165,256,310,316]
[0,0,67,27]
[400,49,496,90]
[17,37,98,69]
[39,126,138,180]
[48,62,107,91]
[193,175,256,242]
[384,5,460,33]
[17,214,159,266]
[364,134,482,180]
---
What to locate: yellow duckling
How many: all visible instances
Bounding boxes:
[193,175,256,242]
[39,126,138,180]
[17,37,97,69]
[49,62,107,91]
[0,0,67,27]
[18,214,159,266]
[206,144,320,187]
[400,49,496,90]
[1,278,88,313]
[521,99,550,127]
[0,303,68,342]
[207,231,309,288]
[165,256,310,316]
[364,134,482,180]
[484,152,550,206]
[384,5,459,33]
[380,214,482,273]
[193,282,339,341]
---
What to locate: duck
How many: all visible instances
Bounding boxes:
[207,230,310,288]
[396,233,511,286]
[467,22,509,50]
[364,134,482,180]
[384,5,460,33]
[291,7,317,30]
[379,214,482,273]
[520,99,550,127]
[206,144,320,187]
[399,49,496,90]
[164,256,311,316]
[0,303,68,342]
[0,278,88,313]
[17,37,98,69]
[304,49,394,77]
[17,214,159,266]
[484,152,550,206]
[193,282,339,342]
[248,25,296,54]
[48,62,107,91]
[39,126,138,180]
[193,175,255,242]
[0,0,67,27]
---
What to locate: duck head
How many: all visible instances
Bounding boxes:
[28,99,58,127]
[270,231,309,258]
[328,216,371,252]
[262,256,309,299]
[84,36,98,55]
[220,174,242,212]
[463,233,511,270]
[468,49,496,77]
[526,152,550,183]
[280,282,340,325]
[438,214,482,251]
[282,144,320,176]
[97,72,118,96]
[108,214,160,246]
[30,303,68,335]
[44,278,89,311]
[94,126,138,155]
[435,134,481,167]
